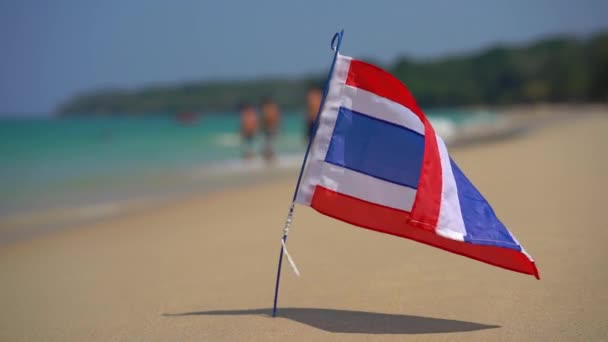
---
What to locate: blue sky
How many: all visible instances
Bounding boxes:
[1,0,607,115]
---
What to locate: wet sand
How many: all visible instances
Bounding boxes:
[0,110,607,341]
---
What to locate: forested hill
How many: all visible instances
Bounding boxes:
[59,32,608,116]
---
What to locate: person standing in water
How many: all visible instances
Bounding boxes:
[239,102,258,160]
[261,97,281,162]
[305,85,323,141]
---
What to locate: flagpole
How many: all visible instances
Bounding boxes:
[272,30,344,318]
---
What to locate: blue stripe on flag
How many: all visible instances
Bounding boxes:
[450,158,521,250]
[325,107,424,189]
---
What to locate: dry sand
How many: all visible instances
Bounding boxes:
[1,111,607,341]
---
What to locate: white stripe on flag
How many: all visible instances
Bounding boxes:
[318,162,416,212]
[435,135,466,241]
[296,54,352,206]
[341,85,425,135]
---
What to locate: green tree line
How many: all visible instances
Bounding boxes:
[59,32,608,116]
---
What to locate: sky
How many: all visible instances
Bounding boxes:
[1,0,607,115]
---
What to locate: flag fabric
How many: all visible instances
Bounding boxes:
[295,54,539,279]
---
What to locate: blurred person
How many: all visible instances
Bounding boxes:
[239,102,258,160]
[305,85,323,141]
[261,97,281,162]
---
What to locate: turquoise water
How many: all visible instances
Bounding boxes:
[0,113,300,215]
[0,110,490,218]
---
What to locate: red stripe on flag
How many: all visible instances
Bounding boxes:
[311,186,540,279]
[346,60,424,117]
[345,60,443,230]
[311,185,411,234]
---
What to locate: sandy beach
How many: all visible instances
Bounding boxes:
[1,109,607,341]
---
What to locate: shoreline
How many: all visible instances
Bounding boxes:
[0,104,595,246]
[0,156,303,246]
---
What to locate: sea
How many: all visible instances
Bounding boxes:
[0,110,496,241]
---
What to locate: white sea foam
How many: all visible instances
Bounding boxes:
[428,117,457,143]
[214,133,242,147]
[188,153,305,178]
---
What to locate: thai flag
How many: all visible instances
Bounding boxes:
[295,54,539,279]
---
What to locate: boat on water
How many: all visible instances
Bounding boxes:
[176,111,200,125]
